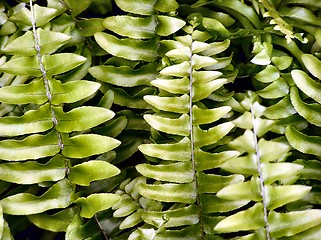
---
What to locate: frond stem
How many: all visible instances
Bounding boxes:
[29,0,64,151]
[189,39,204,238]
[251,104,271,240]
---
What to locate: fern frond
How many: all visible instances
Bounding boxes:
[0,1,122,237]
[137,13,242,238]
[215,89,321,239]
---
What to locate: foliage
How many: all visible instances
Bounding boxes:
[0,0,321,239]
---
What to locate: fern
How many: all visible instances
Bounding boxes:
[135,13,240,239]
[1,0,321,239]
[0,1,121,238]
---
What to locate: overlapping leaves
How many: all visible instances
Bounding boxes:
[0,1,121,238]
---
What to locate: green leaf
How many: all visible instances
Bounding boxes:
[0,78,47,104]
[115,0,155,15]
[144,95,190,113]
[193,105,231,125]
[151,77,189,94]
[192,70,222,85]
[201,195,249,213]
[138,137,191,161]
[258,138,291,163]
[119,210,143,230]
[33,4,61,26]
[28,207,77,232]
[214,203,265,233]
[2,31,36,56]
[94,32,158,61]
[62,134,121,158]
[295,159,321,180]
[254,65,280,83]
[49,79,101,105]
[69,160,120,186]
[217,178,261,201]
[251,45,271,65]
[154,224,203,239]
[154,0,179,12]
[160,61,190,77]
[0,155,65,184]
[139,182,196,203]
[9,4,60,27]
[136,162,193,183]
[280,6,321,27]
[262,162,303,184]
[55,106,114,132]
[62,0,92,16]
[194,122,234,148]
[192,54,218,70]
[206,0,262,28]
[75,193,121,218]
[0,56,41,77]
[0,179,72,215]
[269,210,321,238]
[202,17,231,37]
[108,87,152,109]
[0,131,60,161]
[89,63,158,87]
[43,53,87,77]
[38,29,72,55]
[166,47,191,60]
[144,114,190,136]
[195,149,240,171]
[266,185,311,210]
[272,56,293,70]
[201,39,230,56]
[0,103,52,136]
[1,219,13,240]
[228,130,255,153]
[257,78,289,99]
[58,48,93,82]
[290,87,321,127]
[142,205,198,228]
[279,224,321,240]
[198,173,244,194]
[193,78,227,101]
[113,198,139,218]
[263,96,296,119]
[285,126,321,155]
[156,16,186,36]
[77,18,105,37]
[5,28,72,56]
[291,70,321,104]
[221,155,257,175]
[103,16,156,39]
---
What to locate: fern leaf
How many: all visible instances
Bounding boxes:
[0,179,72,215]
